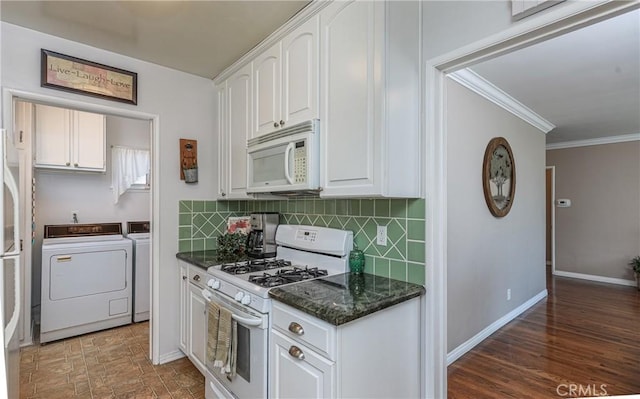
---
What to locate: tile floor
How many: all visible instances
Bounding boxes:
[20,322,205,398]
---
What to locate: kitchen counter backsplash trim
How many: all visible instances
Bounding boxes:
[178,198,425,285]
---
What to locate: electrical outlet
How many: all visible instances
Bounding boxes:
[376,225,387,246]
[507,288,512,301]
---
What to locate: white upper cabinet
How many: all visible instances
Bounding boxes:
[253,15,319,138]
[319,0,421,198]
[218,63,253,199]
[34,104,106,172]
[253,44,282,137]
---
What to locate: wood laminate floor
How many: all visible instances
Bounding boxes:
[20,322,205,399]
[448,275,640,398]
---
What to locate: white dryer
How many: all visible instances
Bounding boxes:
[40,223,132,343]
[126,221,150,323]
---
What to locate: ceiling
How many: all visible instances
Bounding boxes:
[470,8,640,144]
[1,2,638,145]
[0,1,309,79]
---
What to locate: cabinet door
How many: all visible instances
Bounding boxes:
[73,110,106,170]
[179,264,188,353]
[320,1,380,196]
[253,43,282,138]
[188,283,207,373]
[270,330,334,399]
[226,64,253,199]
[282,15,319,128]
[34,104,71,168]
[215,84,228,199]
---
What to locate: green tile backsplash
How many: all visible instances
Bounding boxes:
[178,198,426,285]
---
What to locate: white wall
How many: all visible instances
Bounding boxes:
[446,78,546,352]
[1,22,215,360]
[547,142,640,282]
[31,114,151,308]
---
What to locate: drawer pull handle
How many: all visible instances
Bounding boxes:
[288,345,305,360]
[288,322,304,335]
[56,255,72,262]
[193,275,201,282]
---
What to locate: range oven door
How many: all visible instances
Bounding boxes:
[201,288,268,399]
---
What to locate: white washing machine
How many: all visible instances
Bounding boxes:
[126,221,150,323]
[40,223,132,343]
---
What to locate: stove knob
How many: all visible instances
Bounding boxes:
[207,279,220,289]
[234,291,245,302]
[241,295,251,305]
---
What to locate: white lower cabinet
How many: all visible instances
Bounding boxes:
[188,282,207,373]
[179,263,188,353]
[270,298,422,398]
[271,330,335,398]
[178,261,208,376]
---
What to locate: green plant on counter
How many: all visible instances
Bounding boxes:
[217,232,247,262]
[629,256,640,275]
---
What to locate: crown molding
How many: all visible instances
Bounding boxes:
[448,68,555,134]
[546,133,640,150]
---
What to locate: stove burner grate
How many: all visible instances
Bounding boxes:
[221,258,292,275]
[248,266,328,287]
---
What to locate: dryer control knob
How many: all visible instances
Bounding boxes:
[207,279,220,289]
[241,295,251,305]
[234,291,244,302]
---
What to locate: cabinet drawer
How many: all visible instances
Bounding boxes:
[272,302,335,360]
[187,266,207,289]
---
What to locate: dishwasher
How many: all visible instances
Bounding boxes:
[40,223,132,343]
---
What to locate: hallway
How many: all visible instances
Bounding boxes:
[448,276,640,398]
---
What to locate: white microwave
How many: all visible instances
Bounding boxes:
[247,120,320,195]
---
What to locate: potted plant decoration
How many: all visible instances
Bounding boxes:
[629,256,640,291]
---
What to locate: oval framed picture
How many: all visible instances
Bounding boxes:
[482,137,516,217]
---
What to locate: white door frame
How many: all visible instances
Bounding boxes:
[2,88,161,362]
[423,1,638,397]
[546,166,556,273]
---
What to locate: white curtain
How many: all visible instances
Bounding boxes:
[111,146,150,204]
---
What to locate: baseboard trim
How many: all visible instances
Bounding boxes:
[553,270,636,287]
[158,349,186,365]
[447,289,548,365]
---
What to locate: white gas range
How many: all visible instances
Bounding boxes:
[201,224,353,399]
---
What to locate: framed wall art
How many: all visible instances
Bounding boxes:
[482,137,516,217]
[41,49,137,105]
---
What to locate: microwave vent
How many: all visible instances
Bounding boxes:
[248,119,318,147]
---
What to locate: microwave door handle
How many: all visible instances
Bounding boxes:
[284,142,295,185]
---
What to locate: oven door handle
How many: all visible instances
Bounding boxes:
[200,289,264,327]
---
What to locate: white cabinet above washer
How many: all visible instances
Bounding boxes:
[34,103,106,172]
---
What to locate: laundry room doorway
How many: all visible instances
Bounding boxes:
[7,90,157,361]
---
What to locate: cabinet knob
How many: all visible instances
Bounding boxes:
[182,276,187,280]
[74,163,79,167]
[65,162,71,166]
[273,122,279,128]
[221,192,226,197]
[193,275,201,282]
[288,322,304,336]
[279,120,285,126]
[288,345,305,360]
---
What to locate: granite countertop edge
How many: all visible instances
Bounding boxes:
[269,273,425,326]
[176,250,219,270]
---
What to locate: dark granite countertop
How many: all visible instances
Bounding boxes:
[269,272,425,326]
[176,250,252,270]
